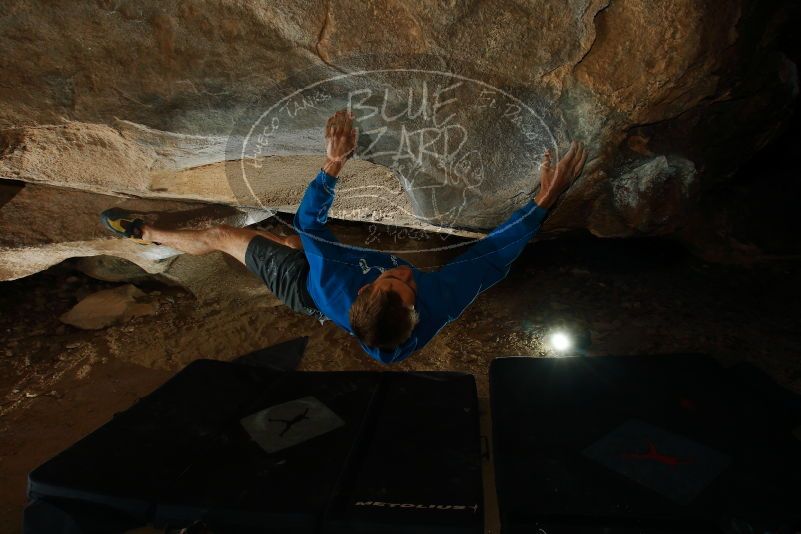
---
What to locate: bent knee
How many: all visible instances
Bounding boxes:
[202,225,234,245]
[205,224,254,250]
[284,235,303,250]
[205,225,254,263]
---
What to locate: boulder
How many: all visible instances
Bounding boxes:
[70,256,164,284]
[0,180,270,281]
[59,284,158,330]
[0,0,797,276]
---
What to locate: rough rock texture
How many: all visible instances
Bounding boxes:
[0,0,798,279]
[59,284,158,330]
[0,180,268,280]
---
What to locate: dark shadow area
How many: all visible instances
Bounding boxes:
[0,179,24,211]
[682,97,801,258]
[676,3,801,260]
[525,234,689,274]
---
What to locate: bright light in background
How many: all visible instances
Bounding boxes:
[549,331,573,353]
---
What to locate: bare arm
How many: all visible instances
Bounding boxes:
[293,110,358,255]
[430,141,588,319]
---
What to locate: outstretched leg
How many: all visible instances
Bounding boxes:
[142,224,302,265]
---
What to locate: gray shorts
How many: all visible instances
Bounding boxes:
[244,236,319,316]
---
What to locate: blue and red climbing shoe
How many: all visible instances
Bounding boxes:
[100,208,149,245]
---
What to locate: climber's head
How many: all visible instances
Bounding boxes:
[350,266,418,350]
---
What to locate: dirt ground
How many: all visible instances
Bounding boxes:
[1,226,801,532]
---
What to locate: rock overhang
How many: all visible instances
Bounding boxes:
[0,0,797,279]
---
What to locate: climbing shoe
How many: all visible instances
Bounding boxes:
[100,208,149,244]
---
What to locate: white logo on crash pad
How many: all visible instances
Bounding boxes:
[240,396,345,454]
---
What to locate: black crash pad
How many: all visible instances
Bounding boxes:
[490,354,801,533]
[27,360,482,533]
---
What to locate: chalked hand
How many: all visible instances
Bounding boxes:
[534,141,587,209]
[326,111,357,158]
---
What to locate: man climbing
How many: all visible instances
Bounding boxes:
[102,110,586,364]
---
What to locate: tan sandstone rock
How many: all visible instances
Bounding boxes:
[59,284,158,330]
[0,0,797,278]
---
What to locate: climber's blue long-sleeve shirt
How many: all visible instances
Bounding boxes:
[294,169,548,364]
